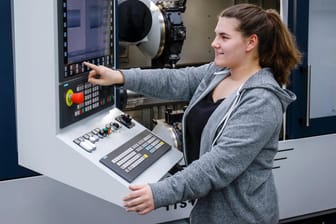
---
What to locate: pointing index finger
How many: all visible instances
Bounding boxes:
[83,61,99,70]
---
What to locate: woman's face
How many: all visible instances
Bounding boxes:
[211,17,249,68]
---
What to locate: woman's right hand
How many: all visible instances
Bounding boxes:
[84,62,124,86]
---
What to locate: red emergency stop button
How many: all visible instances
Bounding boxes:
[65,89,84,107]
[71,92,84,104]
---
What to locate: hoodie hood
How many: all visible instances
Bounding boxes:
[241,68,296,112]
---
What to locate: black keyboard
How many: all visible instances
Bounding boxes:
[100,129,171,182]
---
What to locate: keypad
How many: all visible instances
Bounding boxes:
[100,129,171,182]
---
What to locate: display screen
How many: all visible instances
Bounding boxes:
[62,0,114,78]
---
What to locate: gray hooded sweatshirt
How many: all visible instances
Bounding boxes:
[121,62,296,224]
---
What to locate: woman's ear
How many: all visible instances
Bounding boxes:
[246,34,258,52]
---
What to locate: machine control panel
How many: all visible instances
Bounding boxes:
[59,77,114,128]
[58,0,115,128]
[72,112,172,183]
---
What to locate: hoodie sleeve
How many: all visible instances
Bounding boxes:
[120,63,216,101]
[150,88,283,208]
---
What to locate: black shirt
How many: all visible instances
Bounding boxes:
[186,91,224,163]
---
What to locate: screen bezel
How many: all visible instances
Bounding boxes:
[58,0,115,82]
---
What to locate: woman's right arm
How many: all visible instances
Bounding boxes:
[85,61,218,101]
[121,63,216,101]
[84,62,124,86]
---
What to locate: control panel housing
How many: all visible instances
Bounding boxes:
[12,0,183,207]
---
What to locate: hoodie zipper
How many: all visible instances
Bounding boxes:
[211,86,245,147]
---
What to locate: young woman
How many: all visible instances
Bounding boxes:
[84,3,301,224]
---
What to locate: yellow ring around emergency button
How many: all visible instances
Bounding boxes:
[65,89,74,107]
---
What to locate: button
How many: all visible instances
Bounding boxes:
[79,137,85,141]
[111,122,120,130]
[103,127,109,135]
[84,139,96,149]
[117,151,136,166]
[89,135,97,143]
[73,138,81,145]
[121,154,141,170]
[71,92,85,104]
[79,140,95,152]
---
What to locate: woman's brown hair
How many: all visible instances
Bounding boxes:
[220,4,302,85]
